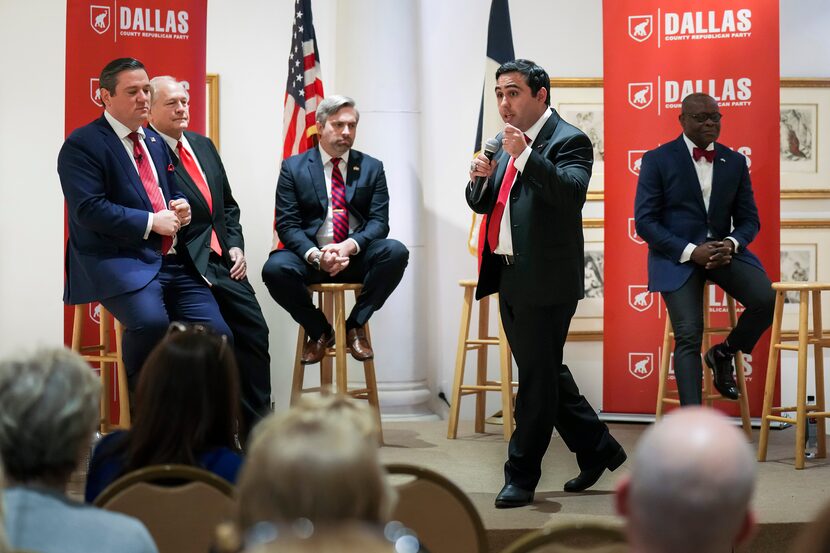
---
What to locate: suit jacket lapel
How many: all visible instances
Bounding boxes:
[708,143,727,217]
[673,135,707,214]
[306,148,328,211]
[345,150,361,204]
[97,117,153,211]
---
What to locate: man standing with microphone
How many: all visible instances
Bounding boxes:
[467,59,625,508]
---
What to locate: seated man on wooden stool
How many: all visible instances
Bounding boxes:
[262,95,409,364]
[634,93,775,405]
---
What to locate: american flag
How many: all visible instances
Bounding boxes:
[282,0,324,159]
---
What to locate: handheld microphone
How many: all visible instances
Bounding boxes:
[474,137,501,188]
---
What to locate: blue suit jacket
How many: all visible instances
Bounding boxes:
[275,147,390,256]
[58,115,181,304]
[634,134,763,293]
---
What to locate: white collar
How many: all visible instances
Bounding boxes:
[104,110,144,140]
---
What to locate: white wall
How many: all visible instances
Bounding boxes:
[1,0,828,419]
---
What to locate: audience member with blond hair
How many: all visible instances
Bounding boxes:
[615,407,756,553]
[0,348,158,553]
[243,522,421,553]
[234,396,395,550]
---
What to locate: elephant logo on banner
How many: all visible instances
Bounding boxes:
[628,15,653,43]
[629,352,654,380]
[628,285,653,312]
[88,302,102,324]
[628,150,647,175]
[628,82,653,110]
[628,217,645,245]
[90,78,103,107]
[90,5,111,35]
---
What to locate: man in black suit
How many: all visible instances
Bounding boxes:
[467,59,625,508]
[634,93,775,406]
[148,76,271,434]
[262,95,408,364]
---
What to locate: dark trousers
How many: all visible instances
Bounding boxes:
[261,239,409,339]
[100,254,232,388]
[498,267,621,491]
[205,254,271,435]
[662,258,775,405]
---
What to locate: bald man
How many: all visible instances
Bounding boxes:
[615,408,757,553]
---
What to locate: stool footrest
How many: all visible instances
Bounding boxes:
[466,338,500,345]
[459,384,518,392]
[772,405,799,413]
[775,344,802,352]
[765,415,794,424]
[661,398,681,405]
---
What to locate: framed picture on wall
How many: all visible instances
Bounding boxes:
[572,226,604,333]
[777,79,830,196]
[206,73,220,151]
[780,224,830,331]
[551,79,604,199]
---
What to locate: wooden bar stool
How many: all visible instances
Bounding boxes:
[291,283,383,442]
[71,303,131,433]
[656,282,752,438]
[446,280,516,441]
[758,282,830,469]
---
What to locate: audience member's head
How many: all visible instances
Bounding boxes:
[124,323,241,473]
[790,500,830,553]
[237,395,393,541]
[244,523,404,553]
[0,348,100,488]
[615,407,756,553]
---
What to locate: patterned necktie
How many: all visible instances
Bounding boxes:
[693,147,715,163]
[486,134,530,251]
[177,141,222,255]
[127,132,172,253]
[331,158,348,243]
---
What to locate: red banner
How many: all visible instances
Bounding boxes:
[602,2,780,415]
[64,0,207,421]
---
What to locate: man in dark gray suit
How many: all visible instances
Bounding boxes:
[262,95,409,365]
[468,59,625,508]
[148,76,271,437]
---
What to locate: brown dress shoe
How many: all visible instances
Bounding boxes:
[346,327,374,361]
[301,331,333,365]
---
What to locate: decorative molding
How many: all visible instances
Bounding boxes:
[584,218,830,229]
[780,78,830,88]
[567,330,603,342]
[780,189,830,199]
[586,191,605,202]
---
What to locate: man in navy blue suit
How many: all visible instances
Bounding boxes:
[635,93,775,406]
[59,58,231,387]
[261,95,408,365]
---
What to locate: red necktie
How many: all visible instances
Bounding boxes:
[487,135,530,251]
[331,158,348,243]
[177,141,222,255]
[127,132,172,254]
[693,147,715,163]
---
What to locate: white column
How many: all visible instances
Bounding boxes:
[333,0,433,419]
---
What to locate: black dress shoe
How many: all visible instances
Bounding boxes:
[704,346,740,400]
[494,483,534,508]
[564,447,627,493]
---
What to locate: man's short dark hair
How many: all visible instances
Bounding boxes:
[100,58,145,95]
[496,59,551,106]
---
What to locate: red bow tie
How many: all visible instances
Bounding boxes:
[693,147,715,163]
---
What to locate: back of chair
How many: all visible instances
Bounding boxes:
[386,463,486,553]
[94,464,236,553]
[501,521,629,553]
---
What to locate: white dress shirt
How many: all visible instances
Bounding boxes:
[304,148,361,262]
[679,133,738,263]
[493,108,552,256]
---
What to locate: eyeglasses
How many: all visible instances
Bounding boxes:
[683,112,723,123]
[166,321,229,357]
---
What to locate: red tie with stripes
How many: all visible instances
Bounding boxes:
[127,132,172,253]
[177,141,222,255]
[331,158,348,243]
[487,134,530,251]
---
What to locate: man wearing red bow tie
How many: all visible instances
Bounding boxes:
[58,58,230,389]
[634,93,775,406]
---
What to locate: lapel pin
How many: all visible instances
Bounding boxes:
[150,136,156,143]
[352,166,360,171]
[167,164,175,172]
[719,158,725,162]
